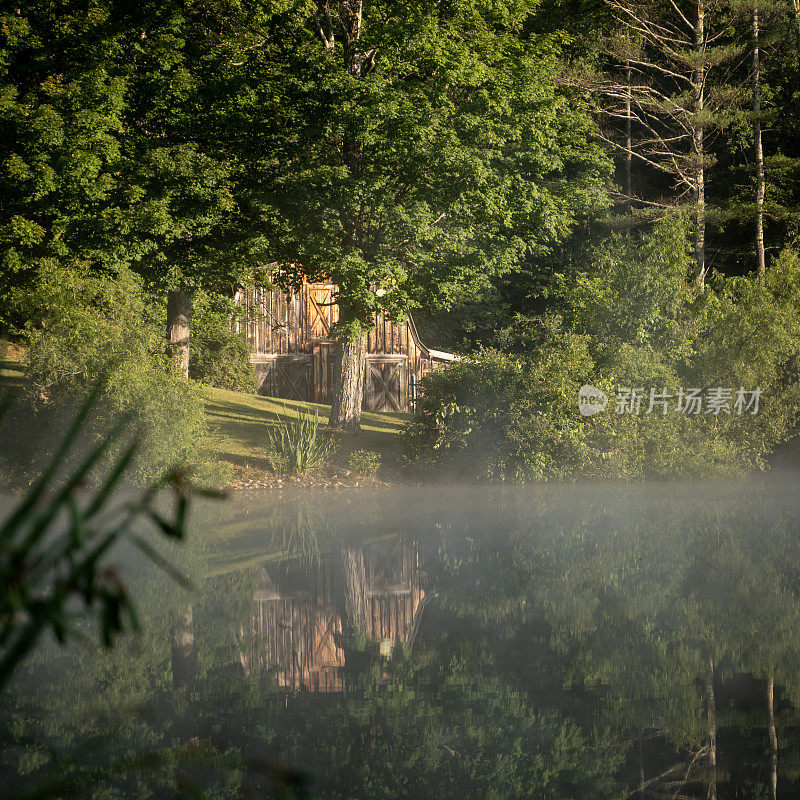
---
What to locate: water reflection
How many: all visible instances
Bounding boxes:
[243,541,425,691]
[4,483,800,799]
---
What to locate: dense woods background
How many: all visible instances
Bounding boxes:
[1,0,799,477]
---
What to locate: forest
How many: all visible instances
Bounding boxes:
[1,0,799,483]
[3,3,800,799]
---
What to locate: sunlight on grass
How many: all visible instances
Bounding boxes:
[202,386,409,473]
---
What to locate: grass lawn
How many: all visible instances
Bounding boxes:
[1,343,26,389]
[2,340,410,480]
[202,385,411,476]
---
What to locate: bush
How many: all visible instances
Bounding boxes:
[348,449,382,476]
[0,382,209,689]
[406,344,768,482]
[404,325,602,481]
[405,224,800,482]
[267,407,336,476]
[189,291,256,392]
[1,266,207,485]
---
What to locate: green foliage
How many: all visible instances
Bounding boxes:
[0,0,243,324]
[189,291,255,392]
[224,0,610,336]
[267,406,336,476]
[1,266,207,485]
[347,449,382,476]
[405,329,603,481]
[408,223,800,481]
[555,216,695,377]
[0,2,128,327]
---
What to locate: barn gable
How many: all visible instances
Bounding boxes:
[233,282,454,412]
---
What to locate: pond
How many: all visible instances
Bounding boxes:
[4,480,800,799]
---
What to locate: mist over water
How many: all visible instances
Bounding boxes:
[4,476,800,799]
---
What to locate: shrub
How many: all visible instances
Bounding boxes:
[2,266,207,485]
[405,226,800,482]
[406,346,766,482]
[404,327,602,481]
[189,291,256,392]
[348,449,382,476]
[267,407,336,476]
[0,381,211,689]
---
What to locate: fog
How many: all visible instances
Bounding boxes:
[4,474,800,798]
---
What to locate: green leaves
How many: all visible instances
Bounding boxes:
[225,0,609,329]
[266,404,337,476]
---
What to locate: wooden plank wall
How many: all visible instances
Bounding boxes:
[246,544,425,692]
[236,283,428,360]
[235,282,443,411]
[247,283,342,355]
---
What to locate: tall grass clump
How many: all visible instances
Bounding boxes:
[267,407,336,476]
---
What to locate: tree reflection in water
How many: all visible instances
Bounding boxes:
[4,484,800,800]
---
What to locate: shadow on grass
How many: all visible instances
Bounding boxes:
[0,358,26,391]
[203,389,410,473]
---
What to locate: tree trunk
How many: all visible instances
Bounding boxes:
[707,658,717,800]
[343,547,369,632]
[625,57,633,220]
[768,676,778,800]
[167,287,191,379]
[753,4,766,283]
[316,0,369,432]
[693,0,706,286]
[329,334,365,430]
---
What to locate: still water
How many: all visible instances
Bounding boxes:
[4,482,800,799]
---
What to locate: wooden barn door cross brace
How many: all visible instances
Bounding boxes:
[308,291,331,336]
[369,361,402,412]
[277,364,308,401]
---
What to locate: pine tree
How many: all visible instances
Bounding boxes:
[595,0,742,285]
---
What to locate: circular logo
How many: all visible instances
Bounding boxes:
[578,385,608,417]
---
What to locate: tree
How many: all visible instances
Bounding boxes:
[0,1,127,331]
[596,0,741,285]
[791,0,800,45]
[752,1,766,280]
[0,1,243,379]
[218,0,608,428]
[106,0,244,379]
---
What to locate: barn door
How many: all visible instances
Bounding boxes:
[312,342,336,403]
[258,356,313,401]
[306,283,336,340]
[364,357,406,412]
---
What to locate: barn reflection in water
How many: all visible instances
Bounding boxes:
[240,540,426,691]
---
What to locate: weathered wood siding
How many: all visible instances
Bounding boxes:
[234,281,451,412]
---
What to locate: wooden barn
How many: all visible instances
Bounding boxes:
[234,282,454,412]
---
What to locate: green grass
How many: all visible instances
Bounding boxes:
[0,344,409,480]
[0,356,26,390]
[202,385,410,476]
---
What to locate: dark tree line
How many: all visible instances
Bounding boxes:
[2,0,799,426]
